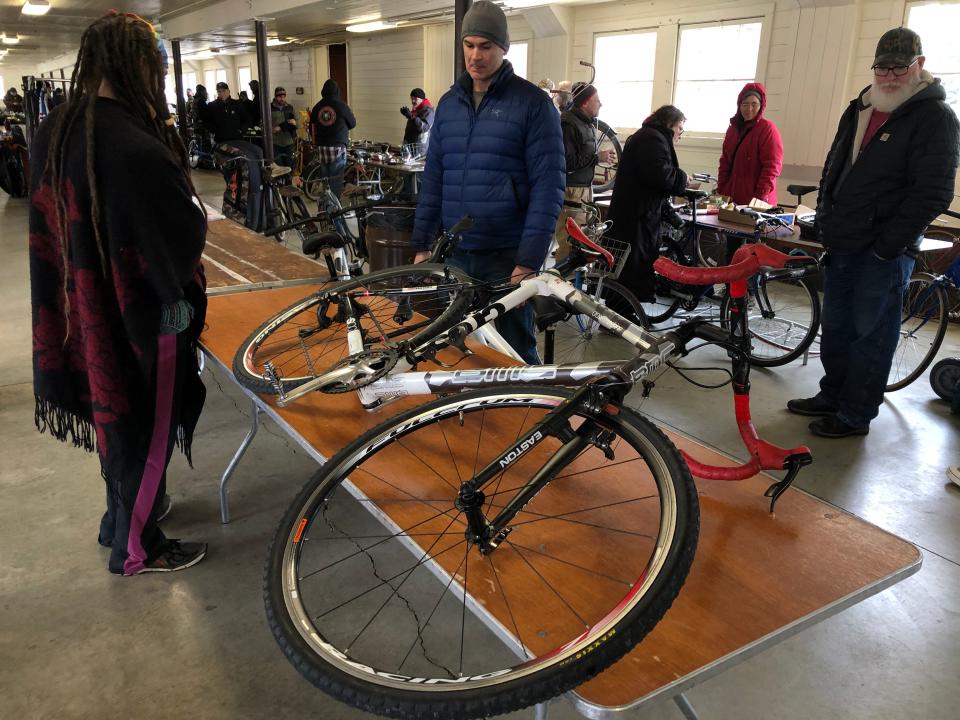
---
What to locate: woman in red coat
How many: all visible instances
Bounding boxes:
[716,82,783,206]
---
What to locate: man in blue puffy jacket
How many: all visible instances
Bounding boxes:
[412,0,565,364]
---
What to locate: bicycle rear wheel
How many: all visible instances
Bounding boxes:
[301,162,329,201]
[886,273,948,391]
[540,274,646,364]
[721,274,821,367]
[264,386,698,720]
[232,264,474,394]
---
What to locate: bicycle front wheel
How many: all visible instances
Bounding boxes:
[886,273,948,391]
[265,387,698,720]
[232,264,474,394]
[722,274,821,367]
[541,274,647,364]
[300,162,328,201]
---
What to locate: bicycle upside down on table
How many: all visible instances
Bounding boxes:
[233,218,816,720]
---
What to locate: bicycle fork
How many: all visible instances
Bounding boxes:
[457,383,623,554]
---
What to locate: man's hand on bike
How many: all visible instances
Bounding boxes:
[511,265,536,284]
[598,149,615,164]
[413,250,431,264]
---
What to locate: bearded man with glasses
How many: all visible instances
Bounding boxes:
[788,27,959,437]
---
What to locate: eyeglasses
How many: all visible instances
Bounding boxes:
[872,59,918,77]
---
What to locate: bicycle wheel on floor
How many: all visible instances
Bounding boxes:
[886,273,948,392]
[930,357,960,402]
[232,264,474,395]
[301,162,329,201]
[540,274,646,364]
[721,274,821,367]
[264,386,698,720]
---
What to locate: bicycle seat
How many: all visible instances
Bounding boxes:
[279,185,303,199]
[270,164,292,178]
[786,184,817,198]
[302,231,348,255]
[680,189,709,202]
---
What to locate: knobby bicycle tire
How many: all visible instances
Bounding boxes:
[886,273,948,392]
[232,264,474,395]
[541,274,647,364]
[593,120,622,194]
[264,386,699,720]
[721,274,821,367]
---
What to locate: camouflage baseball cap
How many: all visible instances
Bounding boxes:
[874,27,922,66]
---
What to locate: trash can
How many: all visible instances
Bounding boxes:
[366,206,417,271]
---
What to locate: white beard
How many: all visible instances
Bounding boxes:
[870,76,923,112]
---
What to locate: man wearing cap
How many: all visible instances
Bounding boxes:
[554,82,613,253]
[204,82,263,229]
[401,88,434,150]
[270,86,298,169]
[788,27,959,437]
[203,82,252,144]
[412,0,565,364]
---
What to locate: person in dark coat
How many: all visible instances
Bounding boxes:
[716,82,783,205]
[411,1,565,364]
[309,79,356,198]
[401,87,434,150]
[788,27,960,437]
[28,11,208,575]
[606,105,688,305]
[3,87,24,112]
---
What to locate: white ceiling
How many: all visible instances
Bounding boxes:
[0,0,596,71]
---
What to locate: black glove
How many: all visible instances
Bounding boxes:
[400,106,412,118]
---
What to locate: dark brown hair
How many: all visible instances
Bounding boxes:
[642,105,686,129]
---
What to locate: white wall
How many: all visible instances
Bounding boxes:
[348,27,426,145]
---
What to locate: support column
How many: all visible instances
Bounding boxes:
[454,0,472,81]
[255,19,274,164]
[172,40,187,144]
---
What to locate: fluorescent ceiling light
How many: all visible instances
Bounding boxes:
[2,33,20,45]
[266,37,290,46]
[22,0,51,16]
[346,20,397,33]
[504,0,547,7]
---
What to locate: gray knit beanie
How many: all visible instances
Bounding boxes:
[461,1,510,52]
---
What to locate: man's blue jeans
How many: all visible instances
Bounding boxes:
[446,248,540,365]
[817,250,914,427]
[314,155,347,199]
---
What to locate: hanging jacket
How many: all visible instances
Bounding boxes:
[816,72,960,258]
[411,61,565,270]
[716,82,783,206]
[310,79,356,147]
[560,105,598,188]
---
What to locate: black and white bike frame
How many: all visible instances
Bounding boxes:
[274,270,678,409]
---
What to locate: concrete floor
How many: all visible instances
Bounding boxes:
[2,170,959,719]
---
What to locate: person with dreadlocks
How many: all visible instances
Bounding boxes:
[28,11,208,575]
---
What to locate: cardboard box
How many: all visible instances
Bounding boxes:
[717,206,757,228]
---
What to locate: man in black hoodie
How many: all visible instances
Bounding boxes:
[788,28,959,438]
[309,79,356,198]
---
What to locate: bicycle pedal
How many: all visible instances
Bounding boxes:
[262,362,288,403]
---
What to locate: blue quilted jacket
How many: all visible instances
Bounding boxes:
[412,61,565,269]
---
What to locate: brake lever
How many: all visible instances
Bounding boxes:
[763,452,813,513]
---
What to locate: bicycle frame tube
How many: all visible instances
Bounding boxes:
[351,273,669,408]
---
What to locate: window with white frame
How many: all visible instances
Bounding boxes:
[673,21,763,133]
[238,66,252,95]
[907,2,960,118]
[593,31,657,129]
[507,42,528,79]
[162,71,200,109]
[204,68,227,93]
